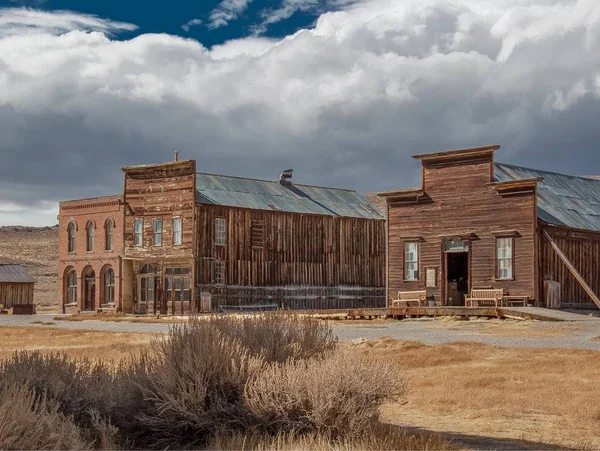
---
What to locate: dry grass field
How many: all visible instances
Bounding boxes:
[0,323,597,449]
[0,326,154,361]
[354,338,600,450]
[0,226,58,313]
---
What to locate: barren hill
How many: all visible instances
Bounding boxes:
[0,225,58,312]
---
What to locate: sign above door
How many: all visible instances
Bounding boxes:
[444,239,469,253]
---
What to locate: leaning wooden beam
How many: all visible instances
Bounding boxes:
[543,229,600,309]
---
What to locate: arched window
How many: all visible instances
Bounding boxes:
[104,268,115,304]
[105,220,113,251]
[67,269,77,304]
[86,221,95,252]
[68,223,76,253]
[141,264,156,274]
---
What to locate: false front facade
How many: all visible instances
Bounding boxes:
[59,158,386,313]
[381,145,600,309]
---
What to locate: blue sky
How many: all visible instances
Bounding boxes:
[3,0,333,47]
[1,0,600,225]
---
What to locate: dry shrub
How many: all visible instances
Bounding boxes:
[112,315,338,448]
[208,423,454,451]
[0,352,118,448]
[207,314,338,362]
[0,383,90,450]
[244,349,407,438]
[114,320,265,449]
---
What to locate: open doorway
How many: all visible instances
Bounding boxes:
[446,252,469,305]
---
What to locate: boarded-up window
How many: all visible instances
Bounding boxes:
[105,220,113,251]
[214,260,225,285]
[173,217,182,245]
[251,219,264,248]
[215,218,226,246]
[68,223,76,253]
[153,218,162,246]
[134,219,143,246]
[405,242,419,281]
[496,238,513,280]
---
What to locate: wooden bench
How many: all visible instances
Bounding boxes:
[392,290,427,308]
[502,295,529,307]
[465,288,503,307]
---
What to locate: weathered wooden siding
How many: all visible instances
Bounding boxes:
[122,160,197,313]
[195,204,386,309]
[540,223,600,307]
[123,160,196,259]
[388,158,537,304]
[0,283,34,308]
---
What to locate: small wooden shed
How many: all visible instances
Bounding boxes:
[0,264,36,309]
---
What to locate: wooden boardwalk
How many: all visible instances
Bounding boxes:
[344,306,600,322]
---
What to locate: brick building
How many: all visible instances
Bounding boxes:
[58,158,385,314]
[58,196,130,314]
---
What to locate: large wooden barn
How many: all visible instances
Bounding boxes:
[380,145,600,310]
[0,264,36,309]
[59,157,386,314]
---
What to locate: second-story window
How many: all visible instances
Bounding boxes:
[153,218,162,246]
[68,222,76,253]
[172,217,182,245]
[86,221,95,252]
[134,219,143,247]
[105,220,113,251]
[215,218,226,246]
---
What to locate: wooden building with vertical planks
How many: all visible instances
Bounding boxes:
[0,264,36,309]
[116,157,386,314]
[380,145,600,310]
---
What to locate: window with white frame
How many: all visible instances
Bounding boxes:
[405,242,419,281]
[134,219,143,246]
[153,218,162,246]
[496,237,513,279]
[215,218,226,246]
[172,217,182,245]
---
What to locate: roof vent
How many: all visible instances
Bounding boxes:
[279,169,293,185]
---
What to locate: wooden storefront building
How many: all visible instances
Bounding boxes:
[0,264,36,309]
[380,145,600,309]
[60,156,386,314]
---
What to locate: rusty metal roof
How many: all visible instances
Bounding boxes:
[0,265,36,283]
[495,163,600,232]
[195,173,384,220]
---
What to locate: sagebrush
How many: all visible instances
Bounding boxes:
[0,314,417,450]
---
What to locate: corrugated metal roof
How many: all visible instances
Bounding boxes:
[495,163,600,232]
[0,265,36,283]
[196,173,384,220]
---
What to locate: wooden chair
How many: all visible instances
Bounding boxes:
[392,290,427,307]
[465,288,503,307]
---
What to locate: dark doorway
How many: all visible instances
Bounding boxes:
[83,268,96,311]
[446,252,469,306]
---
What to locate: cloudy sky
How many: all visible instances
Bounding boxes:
[1,0,600,226]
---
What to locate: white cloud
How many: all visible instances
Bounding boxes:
[0,7,137,37]
[253,0,320,35]
[181,18,202,32]
[1,0,600,225]
[208,0,253,29]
